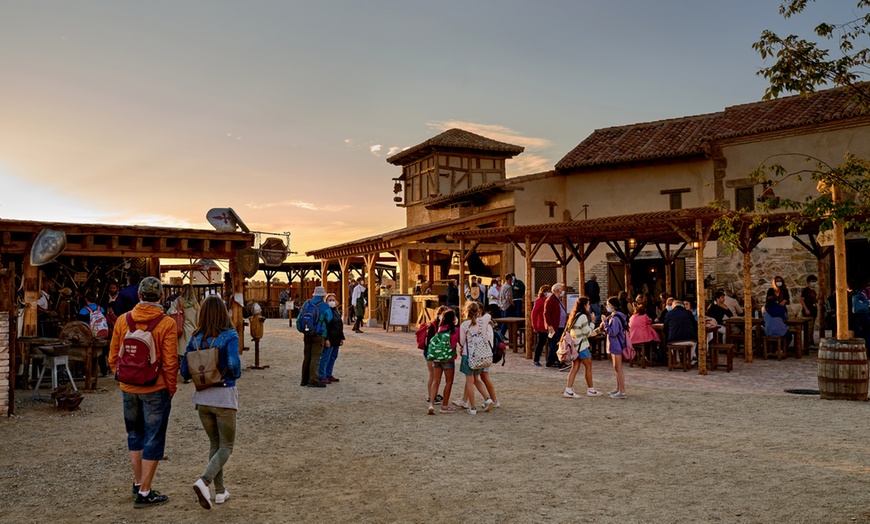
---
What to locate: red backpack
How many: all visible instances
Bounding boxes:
[115,313,164,386]
[415,322,430,350]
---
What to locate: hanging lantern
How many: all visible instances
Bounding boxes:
[393,180,402,194]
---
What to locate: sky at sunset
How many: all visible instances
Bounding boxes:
[0,1,851,261]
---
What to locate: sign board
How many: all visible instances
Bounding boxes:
[73,272,88,283]
[817,230,868,246]
[566,293,579,315]
[389,294,412,327]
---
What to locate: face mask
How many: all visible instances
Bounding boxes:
[606,305,614,313]
[810,282,817,288]
[327,301,336,308]
[774,281,782,287]
[666,305,673,311]
[545,292,552,297]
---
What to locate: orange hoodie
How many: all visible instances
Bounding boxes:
[108,303,178,396]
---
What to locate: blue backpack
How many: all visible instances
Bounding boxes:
[296,299,321,334]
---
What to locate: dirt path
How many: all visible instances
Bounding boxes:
[2,319,870,523]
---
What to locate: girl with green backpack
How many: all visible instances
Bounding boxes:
[425,310,458,415]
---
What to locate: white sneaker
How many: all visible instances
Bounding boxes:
[215,490,230,504]
[492,400,501,408]
[427,405,435,415]
[483,398,494,412]
[586,388,603,397]
[468,407,477,415]
[563,388,582,399]
[452,398,469,409]
[193,478,212,510]
[609,391,627,399]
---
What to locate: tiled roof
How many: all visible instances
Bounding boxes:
[555,85,869,171]
[387,128,524,166]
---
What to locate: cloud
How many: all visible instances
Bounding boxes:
[369,144,382,156]
[426,120,555,175]
[344,138,353,145]
[245,200,349,212]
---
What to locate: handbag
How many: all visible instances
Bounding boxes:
[467,323,493,370]
[168,301,184,337]
[186,336,225,391]
[622,343,636,361]
[556,331,578,363]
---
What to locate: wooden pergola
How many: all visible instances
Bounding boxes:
[307,207,513,324]
[450,207,827,375]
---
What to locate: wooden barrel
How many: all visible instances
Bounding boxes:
[818,338,869,401]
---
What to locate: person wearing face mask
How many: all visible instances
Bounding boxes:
[656,297,674,324]
[766,276,790,307]
[319,293,345,384]
[601,297,629,398]
[530,285,551,367]
[800,275,819,350]
[544,283,569,369]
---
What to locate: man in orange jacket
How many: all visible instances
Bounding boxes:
[108,276,178,508]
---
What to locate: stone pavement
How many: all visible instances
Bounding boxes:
[348,325,821,396]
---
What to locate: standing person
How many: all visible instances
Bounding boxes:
[36,279,57,337]
[511,273,526,321]
[487,278,501,307]
[114,272,141,316]
[182,296,242,510]
[497,274,514,336]
[427,309,458,414]
[424,306,449,405]
[766,275,790,307]
[457,301,495,415]
[849,279,870,353]
[562,297,604,398]
[299,286,333,388]
[800,275,819,350]
[584,274,601,319]
[107,276,178,508]
[446,281,460,310]
[102,279,121,329]
[279,285,290,320]
[601,296,628,399]
[544,283,568,369]
[351,279,366,333]
[347,279,357,326]
[319,293,345,384]
[286,295,296,328]
[174,284,200,384]
[531,285,551,367]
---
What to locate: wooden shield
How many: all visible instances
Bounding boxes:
[206,208,238,232]
[236,247,260,278]
[259,237,287,266]
[30,228,67,266]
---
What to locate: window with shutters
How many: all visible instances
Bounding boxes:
[735,187,755,211]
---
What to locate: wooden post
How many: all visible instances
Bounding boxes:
[832,185,850,340]
[458,240,466,315]
[578,241,586,295]
[624,241,632,297]
[427,250,435,291]
[695,220,707,375]
[22,261,37,337]
[364,253,377,327]
[229,260,244,353]
[743,250,753,363]
[560,245,568,293]
[664,244,673,296]
[339,258,350,322]
[525,235,534,359]
[399,247,409,295]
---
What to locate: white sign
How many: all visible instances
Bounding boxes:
[566,293,579,315]
[389,294,412,327]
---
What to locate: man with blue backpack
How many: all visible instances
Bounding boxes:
[297,286,334,388]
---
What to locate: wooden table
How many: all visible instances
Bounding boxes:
[18,336,105,390]
[786,317,813,359]
[495,317,525,353]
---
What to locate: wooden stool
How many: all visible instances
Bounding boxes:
[631,342,655,368]
[517,328,526,351]
[667,343,692,372]
[763,336,786,361]
[709,343,735,372]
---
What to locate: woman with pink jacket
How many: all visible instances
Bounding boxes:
[628,304,660,346]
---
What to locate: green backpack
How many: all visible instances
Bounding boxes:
[425,330,455,362]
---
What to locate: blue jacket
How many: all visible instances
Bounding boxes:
[114,285,140,316]
[180,328,242,387]
[763,302,789,337]
[664,306,697,342]
[305,296,333,337]
[602,311,628,351]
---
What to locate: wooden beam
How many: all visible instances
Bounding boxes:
[695,219,707,375]
[832,185,850,339]
[743,250,754,363]
[509,238,526,258]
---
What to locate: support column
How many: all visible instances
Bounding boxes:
[458,240,466,315]
[398,247,409,295]
[743,250,753,363]
[525,235,534,359]
[832,185,850,340]
[695,221,707,375]
[664,244,673,296]
[339,258,350,322]
[22,261,38,337]
[364,253,378,327]
[229,260,244,354]
[578,241,586,291]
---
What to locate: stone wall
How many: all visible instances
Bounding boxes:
[0,315,9,416]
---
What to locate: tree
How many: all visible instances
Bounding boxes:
[754,0,870,108]
[714,1,870,342]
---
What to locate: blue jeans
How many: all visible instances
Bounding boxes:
[547,327,564,366]
[318,339,340,379]
[122,389,172,461]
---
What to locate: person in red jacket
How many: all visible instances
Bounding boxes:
[531,285,551,367]
[544,283,569,369]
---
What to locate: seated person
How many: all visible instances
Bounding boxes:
[656,297,674,324]
[664,300,698,359]
[722,289,744,316]
[762,295,792,348]
[705,291,733,344]
[628,305,660,347]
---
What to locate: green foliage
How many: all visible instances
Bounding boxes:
[754,0,870,107]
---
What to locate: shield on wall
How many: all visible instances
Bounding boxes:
[259,237,288,266]
[207,208,239,232]
[30,228,67,266]
[236,247,260,278]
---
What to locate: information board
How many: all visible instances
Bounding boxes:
[389,294,412,327]
[566,293,579,315]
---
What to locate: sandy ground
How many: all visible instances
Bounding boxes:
[2,318,870,524]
